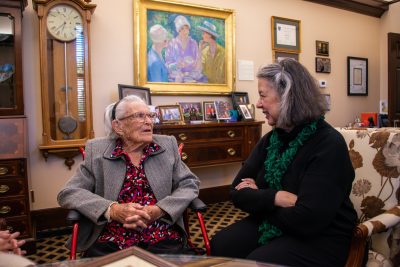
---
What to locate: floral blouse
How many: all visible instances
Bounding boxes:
[98,138,181,249]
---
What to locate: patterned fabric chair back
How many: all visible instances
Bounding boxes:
[338,127,400,267]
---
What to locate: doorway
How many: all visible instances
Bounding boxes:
[388,32,400,126]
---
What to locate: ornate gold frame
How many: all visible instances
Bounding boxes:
[133,0,236,95]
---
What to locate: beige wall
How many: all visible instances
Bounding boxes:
[21,0,400,210]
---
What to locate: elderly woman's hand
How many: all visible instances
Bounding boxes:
[274,191,297,208]
[235,178,258,190]
[143,205,165,224]
[0,231,26,255]
[110,203,151,230]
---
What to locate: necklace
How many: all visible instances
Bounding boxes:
[258,117,322,245]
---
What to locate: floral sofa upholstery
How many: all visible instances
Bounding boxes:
[337,127,400,267]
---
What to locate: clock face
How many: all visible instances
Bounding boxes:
[46,5,83,42]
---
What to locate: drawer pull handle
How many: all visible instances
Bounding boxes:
[0,185,10,193]
[181,152,188,161]
[227,131,235,138]
[227,148,236,156]
[178,133,187,141]
[0,206,11,214]
[0,167,8,176]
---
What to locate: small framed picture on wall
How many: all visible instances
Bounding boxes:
[315,57,331,73]
[316,40,329,56]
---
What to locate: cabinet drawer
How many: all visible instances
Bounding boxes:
[0,198,28,218]
[2,216,30,238]
[0,178,27,197]
[159,127,244,143]
[182,142,244,167]
[0,160,25,179]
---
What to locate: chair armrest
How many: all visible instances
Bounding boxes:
[360,205,400,236]
[66,209,81,225]
[345,206,400,267]
[189,198,207,212]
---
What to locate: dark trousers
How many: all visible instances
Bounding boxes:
[210,216,350,267]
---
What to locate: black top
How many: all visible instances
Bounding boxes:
[231,120,357,239]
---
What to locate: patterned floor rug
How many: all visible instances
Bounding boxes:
[27,201,248,265]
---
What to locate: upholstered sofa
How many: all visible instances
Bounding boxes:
[337,127,400,267]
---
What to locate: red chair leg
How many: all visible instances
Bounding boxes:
[70,222,79,260]
[196,211,210,256]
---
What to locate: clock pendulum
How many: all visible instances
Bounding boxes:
[58,41,77,139]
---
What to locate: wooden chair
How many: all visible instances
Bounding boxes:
[67,144,210,260]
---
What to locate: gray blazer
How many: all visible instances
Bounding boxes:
[57,134,200,252]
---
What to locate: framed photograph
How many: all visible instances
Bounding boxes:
[238,104,253,120]
[316,40,329,56]
[82,246,176,267]
[271,16,301,53]
[214,100,233,120]
[118,84,152,104]
[133,0,235,95]
[347,57,368,96]
[178,102,203,122]
[158,105,183,123]
[274,51,299,62]
[203,101,217,121]
[231,91,249,108]
[322,94,331,111]
[315,57,331,73]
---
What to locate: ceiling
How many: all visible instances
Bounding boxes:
[304,0,400,17]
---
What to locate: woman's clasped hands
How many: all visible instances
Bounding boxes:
[109,203,164,231]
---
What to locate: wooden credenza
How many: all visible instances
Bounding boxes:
[154,121,264,167]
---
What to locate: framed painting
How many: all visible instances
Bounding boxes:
[238,104,253,120]
[231,91,249,108]
[178,102,203,122]
[134,0,235,95]
[315,57,331,73]
[82,246,176,267]
[118,84,152,104]
[347,57,368,96]
[271,16,301,53]
[203,101,217,121]
[214,100,232,120]
[274,51,299,62]
[158,105,184,124]
[316,40,329,56]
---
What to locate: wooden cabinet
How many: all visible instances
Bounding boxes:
[0,0,32,252]
[154,121,264,167]
[0,159,31,238]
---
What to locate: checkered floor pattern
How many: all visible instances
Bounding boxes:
[27,201,248,265]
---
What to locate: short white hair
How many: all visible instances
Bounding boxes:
[104,95,146,138]
[149,24,168,43]
[174,15,190,33]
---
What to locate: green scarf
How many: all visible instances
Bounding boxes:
[258,117,322,245]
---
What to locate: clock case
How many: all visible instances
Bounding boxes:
[33,0,96,168]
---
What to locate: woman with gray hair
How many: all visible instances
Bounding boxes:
[210,58,357,267]
[58,95,200,257]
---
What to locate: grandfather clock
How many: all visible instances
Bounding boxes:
[33,0,96,169]
[0,0,34,254]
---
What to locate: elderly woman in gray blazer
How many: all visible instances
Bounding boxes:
[57,95,200,257]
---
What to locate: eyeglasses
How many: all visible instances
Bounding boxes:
[117,112,157,123]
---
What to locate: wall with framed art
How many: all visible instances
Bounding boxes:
[21,0,388,210]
